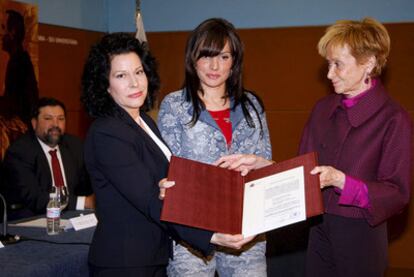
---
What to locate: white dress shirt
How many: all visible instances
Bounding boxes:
[37,138,85,209]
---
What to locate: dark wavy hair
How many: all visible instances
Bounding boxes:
[81,33,160,118]
[184,18,264,131]
[31,97,66,119]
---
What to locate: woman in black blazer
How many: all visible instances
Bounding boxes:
[81,33,251,277]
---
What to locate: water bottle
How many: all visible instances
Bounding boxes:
[46,193,61,235]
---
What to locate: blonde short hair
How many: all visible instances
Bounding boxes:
[318,17,390,77]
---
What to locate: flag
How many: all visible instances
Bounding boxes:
[135,10,147,43]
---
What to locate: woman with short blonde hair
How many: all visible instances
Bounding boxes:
[300,17,412,276]
[317,17,390,77]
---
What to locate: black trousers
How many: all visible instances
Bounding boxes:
[306,214,387,277]
[89,264,167,277]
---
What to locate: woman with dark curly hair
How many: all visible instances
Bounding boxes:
[81,33,252,276]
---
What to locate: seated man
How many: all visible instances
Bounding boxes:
[2,97,94,220]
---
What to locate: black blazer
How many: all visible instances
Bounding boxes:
[2,132,93,219]
[84,108,213,268]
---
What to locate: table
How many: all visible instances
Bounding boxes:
[0,211,95,277]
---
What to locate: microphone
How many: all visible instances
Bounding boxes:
[0,193,20,245]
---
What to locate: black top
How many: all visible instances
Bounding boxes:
[84,106,213,267]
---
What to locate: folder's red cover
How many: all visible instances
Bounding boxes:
[161,152,323,234]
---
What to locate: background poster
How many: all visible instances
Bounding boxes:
[0,0,38,158]
[0,0,38,95]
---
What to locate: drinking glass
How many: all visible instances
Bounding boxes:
[55,186,69,212]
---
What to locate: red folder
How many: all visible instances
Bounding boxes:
[161,152,323,234]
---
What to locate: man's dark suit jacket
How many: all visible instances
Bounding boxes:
[2,131,93,219]
[84,107,213,268]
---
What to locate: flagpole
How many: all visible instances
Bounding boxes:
[135,0,141,13]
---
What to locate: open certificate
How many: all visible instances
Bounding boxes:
[242,166,306,236]
[161,152,323,235]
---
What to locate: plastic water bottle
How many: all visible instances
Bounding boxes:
[46,193,61,235]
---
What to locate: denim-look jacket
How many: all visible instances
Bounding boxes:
[158,90,272,164]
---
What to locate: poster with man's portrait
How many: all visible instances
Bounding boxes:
[1,0,38,88]
[0,0,38,158]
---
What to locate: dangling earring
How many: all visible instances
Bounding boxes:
[364,71,371,84]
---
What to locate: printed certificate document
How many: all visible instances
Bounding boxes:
[242,166,306,236]
[161,152,323,235]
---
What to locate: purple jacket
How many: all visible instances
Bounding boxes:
[299,81,412,226]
